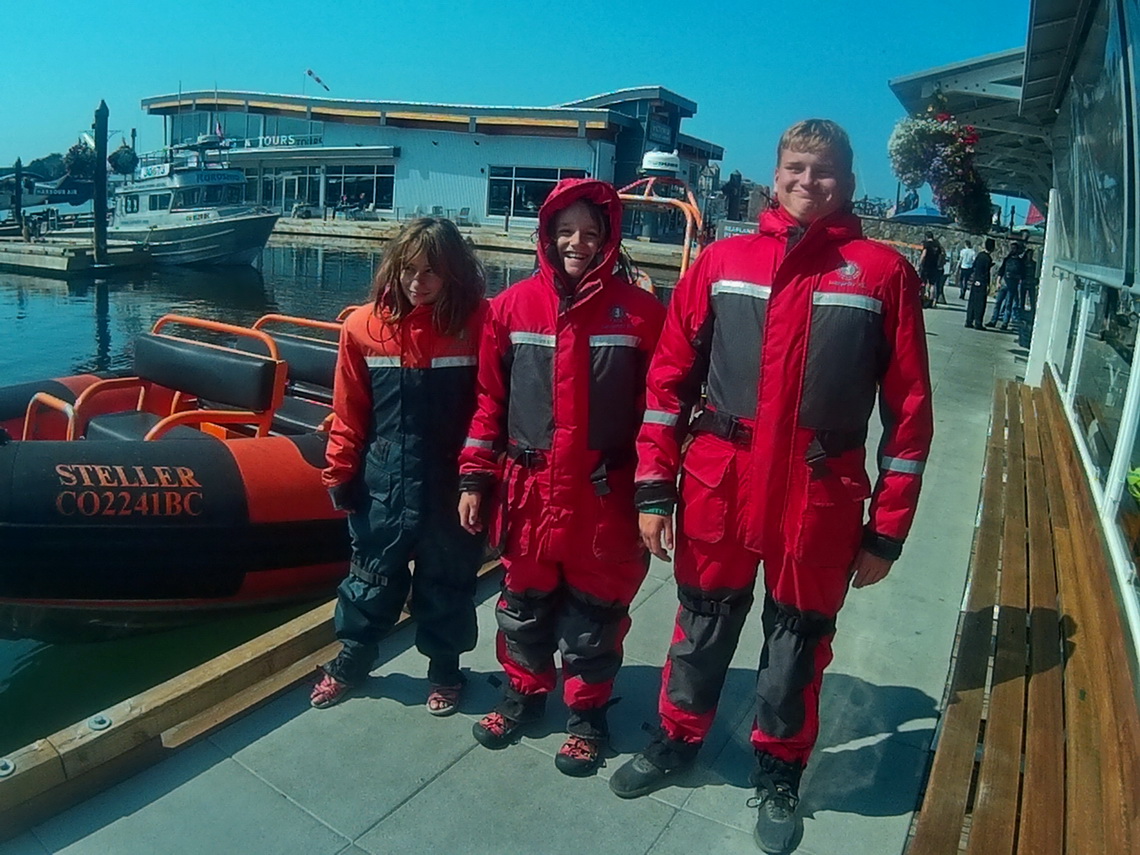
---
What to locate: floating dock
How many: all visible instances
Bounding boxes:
[0,301,1027,855]
[0,238,150,275]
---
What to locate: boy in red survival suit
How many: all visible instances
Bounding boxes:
[314,218,487,716]
[458,179,665,776]
[610,121,934,854]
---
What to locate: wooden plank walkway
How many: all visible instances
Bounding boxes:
[906,376,1140,854]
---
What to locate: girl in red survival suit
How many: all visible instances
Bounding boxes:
[458,179,665,776]
[313,218,487,715]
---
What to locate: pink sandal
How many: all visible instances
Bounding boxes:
[426,682,463,717]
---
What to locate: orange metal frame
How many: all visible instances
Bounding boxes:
[252,313,342,338]
[618,176,705,276]
[25,314,288,441]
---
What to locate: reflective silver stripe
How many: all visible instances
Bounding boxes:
[711,280,772,299]
[365,355,402,368]
[881,456,925,475]
[509,331,557,347]
[589,334,640,348]
[643,409,679,426]
[432,355,477,368]
[464,437,494,449]
[813,292,883,314]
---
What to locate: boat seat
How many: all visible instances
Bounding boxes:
[78,328,286,441]
[272,396,334,435]
[84,411,216,442]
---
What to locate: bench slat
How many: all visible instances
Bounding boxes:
[908,382,1008,855]
[1040,375,1108,855]
[1016,385,1064,855]
[967,384,1029,855]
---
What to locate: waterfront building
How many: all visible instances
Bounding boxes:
[140,86,723,229]
[892,0,1140,671]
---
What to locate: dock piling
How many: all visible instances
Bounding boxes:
[93,101,108,266]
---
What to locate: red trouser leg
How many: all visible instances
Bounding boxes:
[658,531,760,745]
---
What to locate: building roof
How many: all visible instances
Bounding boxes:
[888,2,1097,213]
[556,86,698,117]
[142,90,642,136]
[677,132,724,161]
[889,48,1054,209]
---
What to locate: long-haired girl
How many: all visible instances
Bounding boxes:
[314,217,487,715]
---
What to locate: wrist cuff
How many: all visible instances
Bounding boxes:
[459,471,493,495]
[862,528,903,561]
[640,503,673,516]
[636,480,677,509]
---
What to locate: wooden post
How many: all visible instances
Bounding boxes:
[12,158,22,228]
[93,100,109,265]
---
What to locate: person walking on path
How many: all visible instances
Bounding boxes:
[313,218,488,715]
[956,241,976,299]
[608,120,934,854]
[986,239,1027,330]
[917,231,943,308]
[965,238,995,330]
[458,179,665,776]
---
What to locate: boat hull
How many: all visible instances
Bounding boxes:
[110,212,279,265]
[0,427,349,642]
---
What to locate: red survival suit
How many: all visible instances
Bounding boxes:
[459,179,665,738]
[636,205,934,765]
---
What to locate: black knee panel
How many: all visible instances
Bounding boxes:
[496,586,560,673]
[665,586,754,713]
[558,587,630,685]
[755,595,836,739]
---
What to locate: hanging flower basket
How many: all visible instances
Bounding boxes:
[888,103,991,233]
[108,144,140,176]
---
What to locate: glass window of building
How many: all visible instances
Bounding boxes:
[1071,282,1136,485]
[324,165,395,210]
[487,167,589,219]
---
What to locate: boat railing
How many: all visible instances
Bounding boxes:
[618,175,704,276]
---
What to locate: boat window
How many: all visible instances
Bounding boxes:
[123,195,140,214]
[148,193,171,212]
[171,185,243,210]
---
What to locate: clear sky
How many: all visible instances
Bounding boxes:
[2,0,1032,210]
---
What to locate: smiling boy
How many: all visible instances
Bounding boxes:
[610,120,934,853]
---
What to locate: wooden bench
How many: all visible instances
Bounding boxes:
[906,376,1140,855]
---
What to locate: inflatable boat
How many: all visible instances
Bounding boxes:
[0,313,351,642]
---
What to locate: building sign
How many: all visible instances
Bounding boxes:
[138,164,172,180]
[239,135,324,149]
[647,119,673,146]
[716,221,760,239]
[190,170,244,185]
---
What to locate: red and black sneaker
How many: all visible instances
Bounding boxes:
[554,735,602,777]
[472,711,529,749]
[310,672,352,709]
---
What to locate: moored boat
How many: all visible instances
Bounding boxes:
[0,312,348,642]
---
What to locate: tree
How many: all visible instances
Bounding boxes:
[26,153,65,180]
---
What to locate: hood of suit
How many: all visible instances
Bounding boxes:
[536,178,625,293]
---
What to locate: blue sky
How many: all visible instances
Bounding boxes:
[3,0,1032,211]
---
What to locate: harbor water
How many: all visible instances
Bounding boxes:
[0,238,607,756]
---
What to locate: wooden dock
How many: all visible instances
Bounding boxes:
[0,238,150,274]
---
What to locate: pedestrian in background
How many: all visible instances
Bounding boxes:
[965,238,995,330]
[956,240,976,299]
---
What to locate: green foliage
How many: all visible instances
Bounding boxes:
[107,144,139,176]
[888,99,992,234]
[64,142,97,179]
[25,153,65,180]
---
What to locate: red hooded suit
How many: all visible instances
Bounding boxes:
[459,179,665,737]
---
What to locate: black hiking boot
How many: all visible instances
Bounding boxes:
[609,729,699,799]
[749,753,805,853]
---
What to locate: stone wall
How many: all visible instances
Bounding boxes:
[859,216,1039,271]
